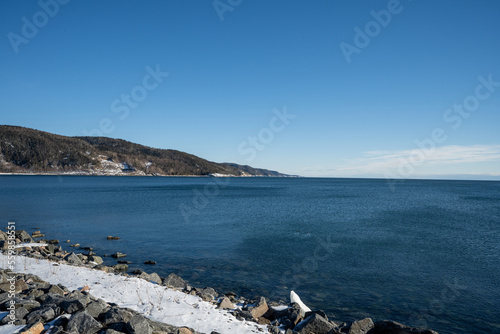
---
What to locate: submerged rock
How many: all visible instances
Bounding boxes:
[111,252,127,258]
[370,320,439,334]
[112,264,128,272]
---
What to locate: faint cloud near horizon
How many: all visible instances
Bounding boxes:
[303,145,500,179]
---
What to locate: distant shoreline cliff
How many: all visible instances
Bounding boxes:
[0,125,290,177]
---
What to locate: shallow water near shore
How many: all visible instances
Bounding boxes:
[1,175,499,334]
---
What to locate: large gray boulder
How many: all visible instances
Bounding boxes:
[349,318,374,334]
[101,307,133,325]
[25,306,57,326]
[88,255,103,265]
[294,313,336,334]
[66,311,102,334]
[64,252,83,266]
[85,299,108,319]
[126,314,152,334]
[15,230,32,243]
[60,298,86,314]
[249,297,268,319]
[162,273,187,289]
[147,272,162,285]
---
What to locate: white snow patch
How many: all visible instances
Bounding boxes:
[0,254,266,334]
[14,243,48,249]
[290,290,311,314]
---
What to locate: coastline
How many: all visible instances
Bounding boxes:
[0,229,440,334]
[0,173,295,178]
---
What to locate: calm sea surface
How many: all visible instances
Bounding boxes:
[0,176,499,334]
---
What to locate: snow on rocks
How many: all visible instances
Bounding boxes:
[0,253,267,334]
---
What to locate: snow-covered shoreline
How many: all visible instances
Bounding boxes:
[0,252,267,334]
[0,233,441,334]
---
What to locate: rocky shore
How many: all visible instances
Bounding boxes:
[0,229,439,334]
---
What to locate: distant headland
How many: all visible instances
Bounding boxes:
[0,125,291,177]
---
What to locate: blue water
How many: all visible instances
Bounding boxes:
[1,176,499,334]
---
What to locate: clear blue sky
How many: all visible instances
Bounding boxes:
[2,0,500,179]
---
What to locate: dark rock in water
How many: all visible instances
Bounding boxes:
[348,318,374,334]
[126,314,152,334]
[66,310,103,334]
[32,231,45,238]
[113,264,128,272]
[370,320,439,334]
[107,236,120,240]
[294,313,337,334]
[117,260,131,264]
[64,252,83,266]
[111,252,127,258]
[144,260,156,265]
[162,273,187,289]
[86,250,96,256]
[47,239,60,245]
